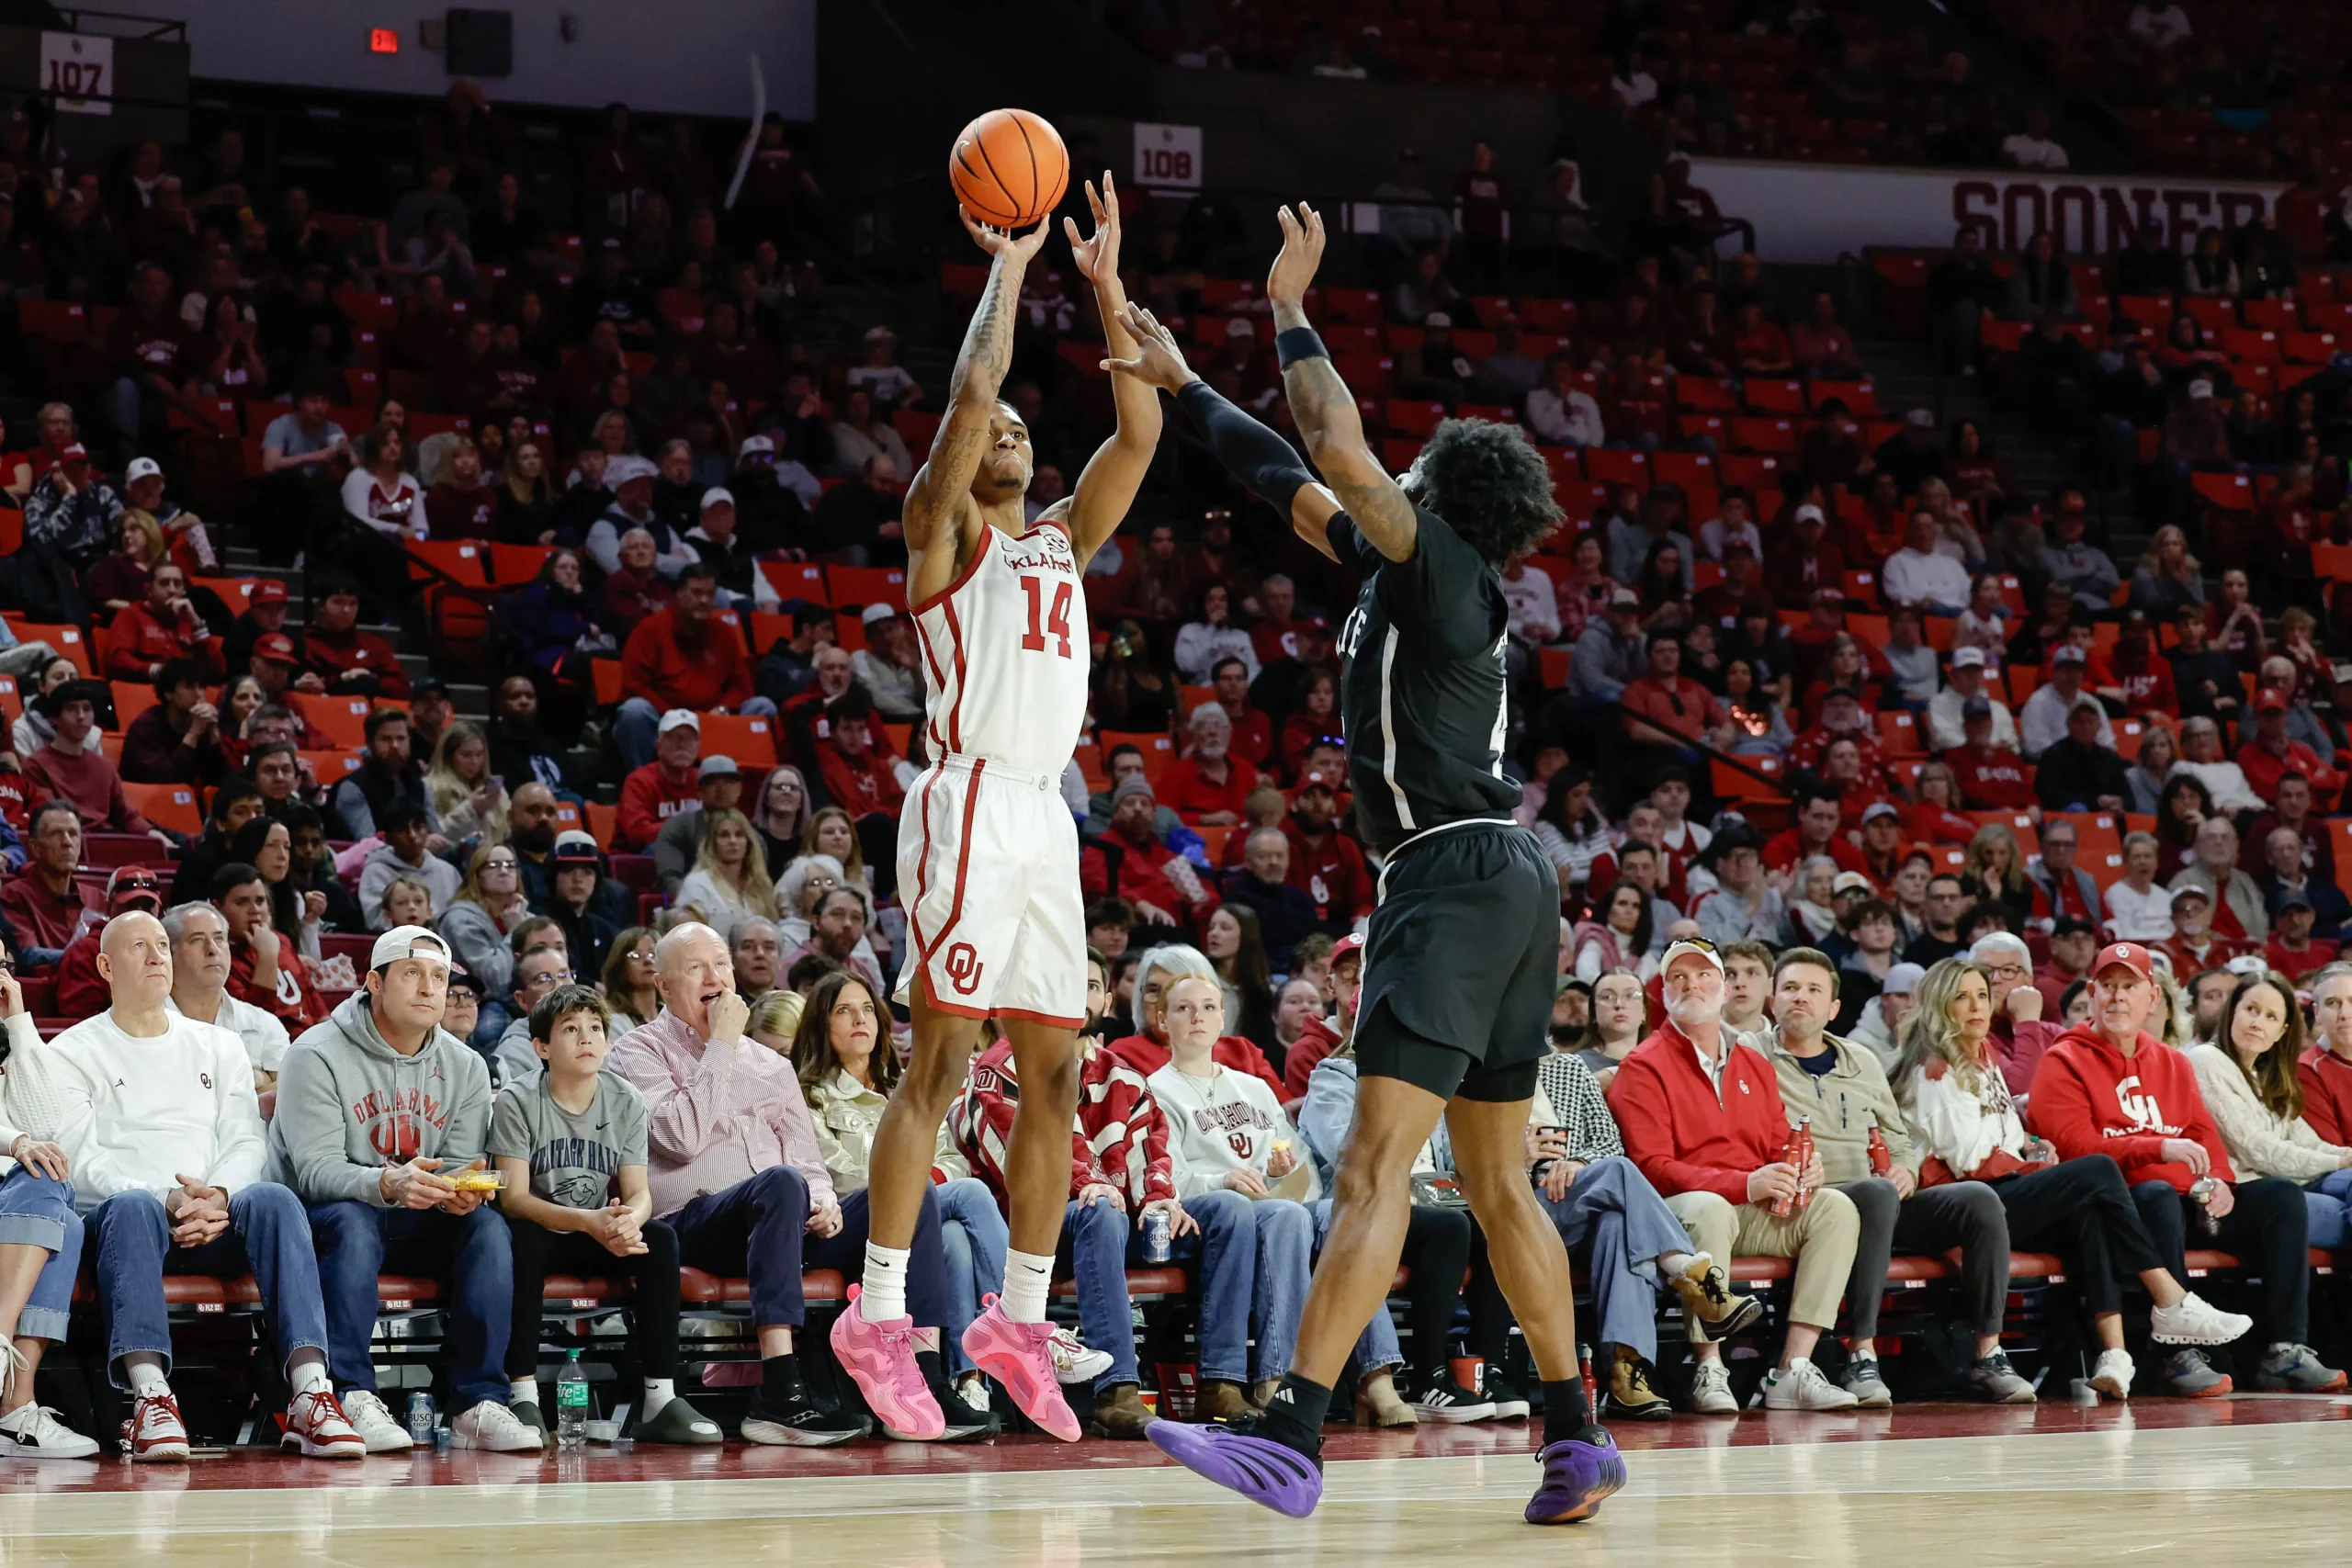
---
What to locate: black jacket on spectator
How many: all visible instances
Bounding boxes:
[1218,869,1326,971]
[2167,647,2245,725]
[809,482,900,558]
[728,466,813,556]
[2035,737,2132,811]
[486,716,571,796]
[329,756,435,841]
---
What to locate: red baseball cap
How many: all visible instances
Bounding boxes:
[2092,942,2155,983]
[58,442,87,464]
[1332,932,1365,964]
[253,580,288,605]
[2255,688,2289,714]
[254,632,300,664]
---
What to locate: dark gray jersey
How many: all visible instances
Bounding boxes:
[1328,505,1519,857]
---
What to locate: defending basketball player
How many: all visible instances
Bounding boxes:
[827,175,1162,1442]
[1102,206,1623,1524]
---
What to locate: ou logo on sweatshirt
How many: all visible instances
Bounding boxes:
[2112,1074,2170,1134]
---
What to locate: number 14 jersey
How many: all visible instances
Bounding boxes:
[909,515,1090,773]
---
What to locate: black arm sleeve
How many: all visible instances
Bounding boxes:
[1174,379,1313,519]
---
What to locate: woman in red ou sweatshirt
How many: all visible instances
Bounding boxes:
[2027,942,2339,1394]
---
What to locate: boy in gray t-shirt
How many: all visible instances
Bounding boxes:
[489,984,719,1445]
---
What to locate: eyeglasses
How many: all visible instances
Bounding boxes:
[625,950,655,964]
[524,969,575,988]
[481,859,518,871]
[1986,964,2030,982]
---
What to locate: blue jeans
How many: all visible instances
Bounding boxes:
[1057,1196,1139,1389]
[1134,1189,1312,1385]
[308,1199,512,1406]
[0,1171,82,1344]
[670,1166,947,1329]
[90,1183,328,1390]
[1537,1155,1693,1361]
[935,1177,1008,1375]
[2305,1167,2352,1250]
[614,695,779,773]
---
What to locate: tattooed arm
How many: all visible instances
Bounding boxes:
[903,213,1049,557]
[1267,203,1420,564]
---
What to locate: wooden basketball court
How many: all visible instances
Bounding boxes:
[4,1398,2346,1564]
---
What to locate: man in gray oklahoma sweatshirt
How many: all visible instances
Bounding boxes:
[270,925,539,1453]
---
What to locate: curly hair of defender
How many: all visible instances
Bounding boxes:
[1410,417,1565,564]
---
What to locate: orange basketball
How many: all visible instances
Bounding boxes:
[949,107,1069,230]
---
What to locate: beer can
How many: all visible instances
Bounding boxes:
[406,1392,437,1444]
[1142,1204,1172,1263]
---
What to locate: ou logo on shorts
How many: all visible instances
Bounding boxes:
[944,942,985,996]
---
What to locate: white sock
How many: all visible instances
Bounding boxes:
[288,1353,332,1396]
[1001,1249,1055,1324]
[641,1377,675,1420]
[1660,1250,1700,1280]
[859,1242,911,1323]
[124,1354,169,1396]
[510,1377,539,1407]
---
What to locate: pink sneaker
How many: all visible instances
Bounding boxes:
[959,1294,1082,1442]
[830,1284,945,1440]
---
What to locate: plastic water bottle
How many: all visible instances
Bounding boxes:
[556,1349,590,1452]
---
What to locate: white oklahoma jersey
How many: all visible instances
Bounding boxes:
[893,513,1090,1026]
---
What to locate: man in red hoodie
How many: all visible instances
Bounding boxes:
[615,709,705,852]
[104,560,221,682]
[1281,773,1369,926]
[1281,932,1359,1101]
[2239,689,2345,810]
[1605,938,1863,1413]
[615,560,778,771]
[2027,941,2336,1394]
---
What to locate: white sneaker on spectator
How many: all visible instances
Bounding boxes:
[1046,1325,1113,1385]
[2148,1292,2252,1347]
[2087,1348,2134,1401]
[452,1399,545,1451]
[280,1389,368,1459]
[337,1390,414,1453]
[0,1401,98,1460]
[1762,1359,1860,1412]
[1689,1359,1740,1416]
[123,1390,191,1462]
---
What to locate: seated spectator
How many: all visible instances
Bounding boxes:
[850,607,924,724]
[2256,825,2349,942]
[540,831,619,982]
[1968,931,2064,1095]
[2037,500,2120,614]
[489,983,723,1444]
[160,898,289,1089]
[684,490,777,614]
[652,754,745,892]
[2106,832,2175,942]
[356,800,461,931]
[1574,880,1658,983]
[269,927,537,1450]
[782,886,886,1001]
[1174,585,1259,687]
[598,528,677,645]
[325,706,435,844]
[2241,693,2344,811]
[1763,788,1869,877]
[32,911,368,1461]
[121,659,231,789]
[504,547,616,685]
[614,562,775,773]
[0,802,103,966]
[303,575,411,702]
[1788,686,1890,784]
[2173,816,2268,943]
[1687,826,1787,949]
[2025,821,2102,931]
[2163,883,2243,976]
[424,440,495,539]
[23,442,123,576]
[1788,290,1863,379]
[2037,702,2131,812]
[676,807,784,933]
[436,844,532,1021]
[1082,778,1216,937]
[1203,657,1275,773]
[1144,975,1316,1418]
[616,709,705,853]
[2030,943,2334,1394]
[1524,355,1604,447]
[1159,703,1260,827]
[1883,510,1972,616]
[2174,715,2263,814]
[1896,954,2251,1401]
[1607,941,1864,1412]
[585,455,695,581]
[610,923,958,1443]
[83,509,165,626]
[1761,948,2031,1404]
[23,682,170,852]
[809,456,904,564]
[729,918,784,1002]
[213,856,324,1031]
[755,603,837,707]
[816,695,905,819]
[104,559,220,684]
[2017,648,2112,760]
[1219,829,1321,974]
[2266,894,2339,985]
[1104,944,1282,1093]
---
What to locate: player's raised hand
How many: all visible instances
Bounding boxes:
[1102,303,1199,392]
[961,209,1051,265]
[1063,173,1122,287]
[1266,203,1327,310]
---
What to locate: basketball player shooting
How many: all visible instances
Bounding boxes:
[1102,205,1623,1525]
[826,176,1163,1443]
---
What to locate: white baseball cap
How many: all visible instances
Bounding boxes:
[658,708,700,736]
[1661,937,1724,976]
[700,487,735,511]
[370,926,451,974]
[1951,646,1987,669]
[125,457,163,483]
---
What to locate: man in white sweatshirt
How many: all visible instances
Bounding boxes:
[34,911,365,1462]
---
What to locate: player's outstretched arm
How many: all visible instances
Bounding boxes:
[904,214,1047,551]
[1266,204,1419,564]
[1105,302,1340,562]
[1057,173,1161,565]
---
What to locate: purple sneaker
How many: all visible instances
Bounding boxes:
[1146,1418,1325,1518]
[1526,1433,1627,1526]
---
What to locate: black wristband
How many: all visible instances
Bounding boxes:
[1274,326,1329,370]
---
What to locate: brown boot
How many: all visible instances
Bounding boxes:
[1670,1253,1763,1341]
[1087,1382,1151,1439]
[1195,1379,1254,1424]
[1352,1370,1418,1428]
[1248,1378,1282,1410]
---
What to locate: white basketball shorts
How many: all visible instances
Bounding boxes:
[892,754,1087,1027]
